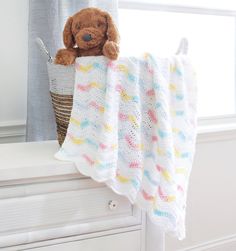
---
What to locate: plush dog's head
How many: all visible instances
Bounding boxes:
[63,8,119,51]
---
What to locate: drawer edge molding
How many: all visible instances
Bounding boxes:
[0,217,141,248]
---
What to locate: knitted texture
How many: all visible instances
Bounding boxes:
[55,54,197,239]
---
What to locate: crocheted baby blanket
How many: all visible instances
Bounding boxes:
[55,54,197,239]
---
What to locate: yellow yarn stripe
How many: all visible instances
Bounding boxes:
[78,64,93,73]
[162,170,172,182]
[70,137,84,145]
[169,83,177,92]
[117,175,130,183]
[128,115,138,127]
[90,82,102,89]
[70,117,81,127]
[118,64,129,74]
[103,123,113,132]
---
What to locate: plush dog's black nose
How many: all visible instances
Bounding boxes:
[82,34,92,42]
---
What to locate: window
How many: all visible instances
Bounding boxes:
[118,1,236,119]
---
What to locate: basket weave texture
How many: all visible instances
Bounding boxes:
[47,62,75,145]
[50,92,73,145]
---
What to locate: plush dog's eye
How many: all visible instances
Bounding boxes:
[97,22,104,28]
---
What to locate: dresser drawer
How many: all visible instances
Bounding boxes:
[26,231,141,251]
[0,185,141,246]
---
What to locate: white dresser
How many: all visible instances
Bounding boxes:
[0,141,164,251]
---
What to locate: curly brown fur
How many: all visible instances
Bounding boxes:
[55,7,120,65]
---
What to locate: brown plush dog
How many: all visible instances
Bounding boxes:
[55,7,120,65]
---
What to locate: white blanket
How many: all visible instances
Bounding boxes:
[55,54,197,239]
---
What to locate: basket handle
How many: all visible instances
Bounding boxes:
[176,37,188,55]
[35,37,53,63]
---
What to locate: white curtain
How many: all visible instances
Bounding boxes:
[26,0,118,141]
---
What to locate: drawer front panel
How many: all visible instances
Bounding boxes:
[0,187,140,235]
[26,231,141,251]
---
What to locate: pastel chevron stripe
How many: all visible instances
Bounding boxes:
[93,62,106,71]
[158,187,175,202]
[68,133,117,151]
[108,63,136,82]
[76,63,93,73]
[142,189,155,201]
[145,151,155,160]
[171,110,185,116]
[116,84,139,103]
[68,134,84,145]
[170,65,182,76]
[125,135,143,150]
[158,129,168,138]
[175,148,190,159]
[144,170,159,186]
[152,135,158,142]
[82,154,95,165]
[56,54,197,239]
[129,161,141,168]
[156,165,172,182]
[169,83,177,92]
[119,112,139,128]
[85,138,98,149]
[148,109,158,124]
[116,174,130,183]
[157,147,166,156]
[146,89,155,96]
[70,117,81,127]
[131,179,140,190]
[77,82,103,92]
[153,209,175,223]
[97,162,113,169]
[90,101,105,113]
[70,117,89,129]
[177,185,184,193]
[176,94,184,100]
[103,123,113,132]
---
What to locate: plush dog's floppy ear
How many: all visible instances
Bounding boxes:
[102,12,120,60]
[63,17,75,48]
[105,12,119,43]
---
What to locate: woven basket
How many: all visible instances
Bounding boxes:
[47,63,75,145]
[37,38,75,145]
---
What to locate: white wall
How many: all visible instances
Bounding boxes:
[166,134,236,251]
[0,1,236,250]
[0,0,28,126]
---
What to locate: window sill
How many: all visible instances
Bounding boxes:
[197,123,236,143]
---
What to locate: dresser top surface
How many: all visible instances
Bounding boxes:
[0,141,80,182]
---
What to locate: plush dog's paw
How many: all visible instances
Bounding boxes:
[102,41,119,60]
[54,49,78,65]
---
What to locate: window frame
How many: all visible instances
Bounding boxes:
[118,0,236,126]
